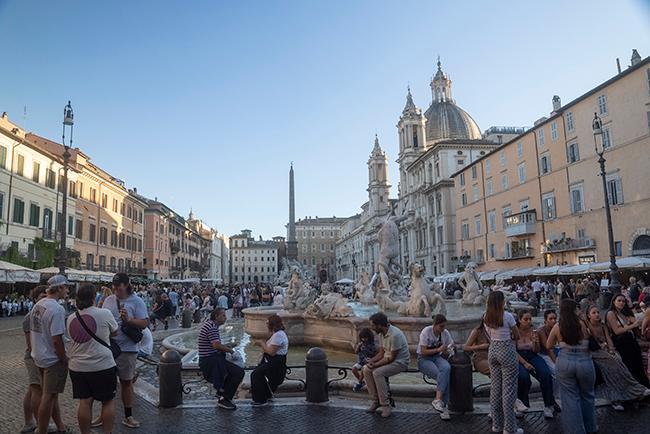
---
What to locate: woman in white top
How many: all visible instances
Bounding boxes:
[484,290,521,434]
[250,314,289,406]
[66,284,119,434]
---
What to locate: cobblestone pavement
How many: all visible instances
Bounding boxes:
[2,316,649,434]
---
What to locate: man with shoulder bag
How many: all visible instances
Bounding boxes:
[97,273,148,429]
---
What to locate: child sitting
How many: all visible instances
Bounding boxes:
[352,328,378,392]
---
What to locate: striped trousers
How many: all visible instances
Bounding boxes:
[488,339,518,433]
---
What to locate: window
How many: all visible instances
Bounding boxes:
[32,162,40,183]
[598,94,607,115]
[647,111,650,133]
[29,203,40,227]
[542,193,556,220]
[89,223,96,242]
[45,170,56,189]
[537,129,545,147]
[474,217,481,236]
[471,166,477,180]
[457,159,465,166]
[0,145,6,169]
[517,142,523,158]
[16,154,25,176]
[0,192,4,219]
[112,199,118,213]
[518,163,525,184]
[68,216,74,235]
[459,173,465,186]
[606,176,623,205]
[101,194,108,208]
[564,113,574,134]
[551,121,558,141]
[540,155,551,175]
[489,243,496,258]
[69,181,76,198]
[461,222,470,240]
[90,188,97,204]
[602,127,612,149]
[78,182,84,198]
[501,173,509,190]
[12,198,24,223]
[488,210,496,232]
[647,68,650,92]
[472,185,479,202]
[75,219,83,239]
[499,150,506,167]
[486,178,493,196]
[484,159,490,175]
[567,141,580,163]
[461,193,467,206]
[570,185,584,214]
[519,199,529,211]
[501,206,511,227]
[99,227,108,245]
[615,241,622,257]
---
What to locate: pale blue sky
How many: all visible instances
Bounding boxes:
[1,0,649,239]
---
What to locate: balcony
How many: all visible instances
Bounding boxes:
[42,227,55,240]
[504,210,537,237]
[542,238,596,253]
[496,248,535,261]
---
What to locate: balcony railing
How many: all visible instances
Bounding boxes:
[42,227,55,240]
[504,210,537,237]
[496,248,535,261]
[542,238,596,253]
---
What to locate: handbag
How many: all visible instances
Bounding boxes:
[75,311,122,359]
[117,298,143,343]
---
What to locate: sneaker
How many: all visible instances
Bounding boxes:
[432,399,446,413]
[366,402,380,413]
[122,416,141,428]
[440,409,451,421]
[515,399,528,413]
[643,389,650,398]
[217,398,237,410]
[19,424,35,433]
[251,400,269,407]
[612,402,624,411]
[90,417,103,428]
[353,381,365,392]
[380,405,392,418]
[46,422,59,433]
[543,406,554,419]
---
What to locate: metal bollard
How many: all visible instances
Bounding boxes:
[158,350,183,408]
[182,309,193,328]
[448,347,473,413]
[305,347,328,403]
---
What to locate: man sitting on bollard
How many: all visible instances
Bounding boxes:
[198,308,244,410]
[363,312,410,418]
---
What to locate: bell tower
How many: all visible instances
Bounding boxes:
[396,86,426,197]
[367,135,391,215]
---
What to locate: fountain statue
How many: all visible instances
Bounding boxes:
[355,271,375,305]
[396,263,447,317]
[458,262,485,306]
[283,267,317,311]
[493,279,518,304]
[275,257,313,286]
[305,292,353,319]
[368,214,408,308]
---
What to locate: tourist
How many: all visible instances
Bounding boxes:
[251,314,289,406]
[30,275,70,434]
[169,288,179,320]
[198,308,244,410]
[515,310,556,418]
[417,314,453,421]
[574,279,586,302]
[200,291,213,320]
[100,273,148,429]
[273,290,284,307]
[584,304,650,411]
[629,277,642,303]
[363,312,410,418]
[233,290,243,318]
[351,327,378,392]
[96,286,112,308]
[464,319,490,376]
[66,284,119,434]
[21,285,53,434]
[546,299,597,434]
[217,291,229,311]
[149,292,173,331]
[484,290,521,434]
[606,294,650,387]
[536,310,558,370]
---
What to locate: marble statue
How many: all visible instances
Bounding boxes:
[355,271,375,305]
[369,214,408,303]
[458,262,485,306]
[304,292,353,319]
[284,267,317,311]
[396,264,447,317]
[493,279,518,304]
[275,257,313,286]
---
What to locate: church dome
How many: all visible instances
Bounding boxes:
[424,58,481,142]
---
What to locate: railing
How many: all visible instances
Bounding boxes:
[542,238,595,253]
[504,210,537,237]
[497,248,534,261]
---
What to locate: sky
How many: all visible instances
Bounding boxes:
[1,0,649,240]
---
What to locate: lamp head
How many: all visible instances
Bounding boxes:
[592,112,602,136]
[63,101,74,126]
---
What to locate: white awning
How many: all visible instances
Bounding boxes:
[479,271,499,281]
[532,266,561,276]
[589,257,650,272]
[558,264,590,275]
[510,267,538,277]
[0,261,40,283]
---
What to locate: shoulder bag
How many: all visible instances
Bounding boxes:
[117,298,144,343]
[75,311,122,359]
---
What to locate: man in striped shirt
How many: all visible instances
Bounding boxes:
[198,308,244,410]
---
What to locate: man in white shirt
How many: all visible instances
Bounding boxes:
[30,274,70,434]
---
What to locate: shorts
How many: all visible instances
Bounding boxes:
[40,361,68,394]
[115,352,138,381]
[24,356,41,386]
[70,367,117,402]
[352,363,364,371]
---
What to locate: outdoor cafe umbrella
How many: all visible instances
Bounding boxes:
[0,260,40,283]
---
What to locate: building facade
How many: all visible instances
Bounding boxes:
[453,51,650,270]
[229,230,279,284]
[295,216,346,281]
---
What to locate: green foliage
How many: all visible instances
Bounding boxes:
[0,238,72,269]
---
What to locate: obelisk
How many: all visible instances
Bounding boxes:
[287,163,298,260]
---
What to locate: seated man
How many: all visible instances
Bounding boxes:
[198,308,244,410]
[363,312,410,418]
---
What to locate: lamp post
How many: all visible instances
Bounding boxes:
[58,101,73,275]
[592,112,621,295]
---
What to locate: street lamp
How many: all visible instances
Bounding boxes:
[59,101,73,275]
[592,112,621,295]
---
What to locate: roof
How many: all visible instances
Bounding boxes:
[424,101,482,142]
[407,139,497,171]
[295,217,348,225]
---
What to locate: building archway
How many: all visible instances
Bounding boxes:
[632,234,650,257]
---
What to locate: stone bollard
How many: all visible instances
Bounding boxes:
[305,347,328,403]
[193,309,201,323]
[182,309,193,328]
[448,347,473,413]
[159,350,183,408]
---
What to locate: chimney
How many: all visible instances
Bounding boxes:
[552,95,561,112]
[616,58,622,74]
[631,49,641,66]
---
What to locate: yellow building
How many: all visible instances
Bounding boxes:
[453,51,650,270]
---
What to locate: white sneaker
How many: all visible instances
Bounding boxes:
[431,399,446,413]
[514,399,528,413]
[612,402,624,411]
[543,406,554,418]
[440,409,451,420]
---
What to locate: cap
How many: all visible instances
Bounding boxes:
[112,272,130,286]
[47,274,69,288]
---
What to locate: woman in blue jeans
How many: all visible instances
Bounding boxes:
[547,299,597,434]
[417,314,453,420]
[516,310,556,418]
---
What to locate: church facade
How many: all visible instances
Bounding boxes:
[336,60,520,278]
